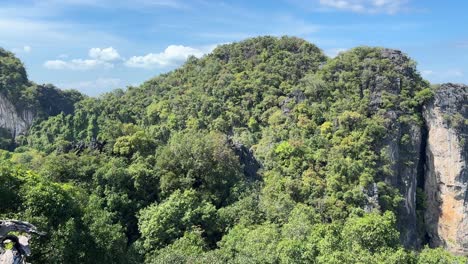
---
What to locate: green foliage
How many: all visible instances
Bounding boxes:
[0,50,83,150]
[341,211,399,253]
[0,162,23,214]
[138,189,217,252]
[1,37,462,263]
[219,222,281,263]
[156,131,244,206]
[145,229,208,264]
[417,247,467,264]
[113,130,156,157]
[0,48,28,99]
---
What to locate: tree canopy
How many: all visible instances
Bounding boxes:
[0,36,465,263]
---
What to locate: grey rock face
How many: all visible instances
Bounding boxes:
[0,220,43,239]
[371,49,423,248]
[381,111,422,249]
[390,121,422,248]
[0,94,35,138]
[423,83,468,255]
[230,140,261,179]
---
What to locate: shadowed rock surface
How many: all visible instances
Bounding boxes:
[372,48,424,248]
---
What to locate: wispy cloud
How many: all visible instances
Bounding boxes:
[125,45,215,69]
[0,18,66,44]
[44,59,114,70]
[30,0,190,12]
[316,0,409,14]
[44,47,119,70]
[0,17,126,49]
[58,77,123,96]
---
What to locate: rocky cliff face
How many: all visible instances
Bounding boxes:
[423,83,467,255]
[354,51,467,253]
[0,93,35,138]
[0,47,36,139]
[387,119,422,248]
[374,49,423,248]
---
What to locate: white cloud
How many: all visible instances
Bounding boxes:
[318,0,408,14]
[89,47,121,61]
[44,59,113,70]
[44,44,217,71]
[23,45,32,52]
[125,45,213,69]
[44,46,121,70]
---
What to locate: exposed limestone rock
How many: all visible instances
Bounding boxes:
[371,49,423,248]
[424,83,467,255]
[0,94,35,138]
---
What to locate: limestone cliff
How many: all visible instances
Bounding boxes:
[0,48,83,144]
[0,47,36,140]
[423,83,467,255]
[375,49,423,248]
[0,93,35,138]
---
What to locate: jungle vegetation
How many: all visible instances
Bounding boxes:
[0,36,466,263]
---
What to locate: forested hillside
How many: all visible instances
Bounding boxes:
[0,36,467,263]
[0,48,83,150]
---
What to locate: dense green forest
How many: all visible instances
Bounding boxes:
[0,36,466,263]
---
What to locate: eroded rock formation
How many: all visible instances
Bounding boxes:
[0,94,35,138]
[373,49,423,248]
[423,83,467,255]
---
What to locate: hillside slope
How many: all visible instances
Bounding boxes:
[0,36,466,263]
[0,48,83,149]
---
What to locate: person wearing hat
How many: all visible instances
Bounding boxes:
[0,237,21,264]
[0,221,44,264]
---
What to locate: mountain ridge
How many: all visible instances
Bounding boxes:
[0,36,466,263]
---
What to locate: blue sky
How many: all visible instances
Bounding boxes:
[1,0,467,96]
